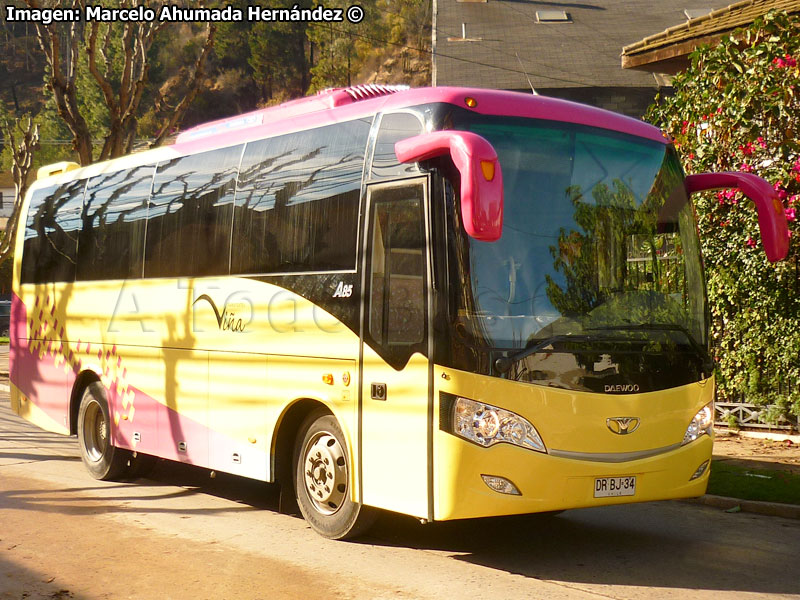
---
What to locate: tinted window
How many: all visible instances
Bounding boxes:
[78,165,154,281]
[232,119,370,275]
[144,145,243,278]
[368,183,427,367]
[21,180,86,284]
[371,112,424,179]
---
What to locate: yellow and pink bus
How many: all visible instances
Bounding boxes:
[10,86,789,538]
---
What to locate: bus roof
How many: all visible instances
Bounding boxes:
[34,86,668,189]
[173,86,669,154]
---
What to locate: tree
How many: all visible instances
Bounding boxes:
[306,0,384,92]
[647,10,800,422]
[25,0,216,164]
[0,113,40,266]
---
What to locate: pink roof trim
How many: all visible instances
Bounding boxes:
[172,87,668,154]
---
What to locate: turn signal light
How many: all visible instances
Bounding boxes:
[465,96,478,108]
[480,160,495,181]
[322,373,334,385]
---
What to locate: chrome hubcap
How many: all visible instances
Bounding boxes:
[302,431,347,515]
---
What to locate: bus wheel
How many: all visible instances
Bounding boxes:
[77,382,129,481]
[293,410,375,539]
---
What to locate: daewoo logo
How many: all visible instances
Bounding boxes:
[606,417,641,435]
[604,384,640,393]
[193,294,247,333]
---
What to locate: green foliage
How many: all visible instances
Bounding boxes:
[1,100,77,173]
[726,412,740,430]
[708,460,800,505]
[306,0,385,92]
[647,11,800,420]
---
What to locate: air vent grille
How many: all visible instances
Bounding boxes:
[319,84,410,106]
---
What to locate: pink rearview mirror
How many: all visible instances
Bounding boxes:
[395,131,503,241]
[685,172,790,262]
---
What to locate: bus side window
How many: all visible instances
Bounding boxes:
[144,145,243,279]
[78,165,154,281]
[21,180,85,284]
[232,119,370,275]
[371,112,424,180]
[368,184,427,366]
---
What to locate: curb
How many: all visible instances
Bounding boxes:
[715,427,800,444]
[687,494,800,520]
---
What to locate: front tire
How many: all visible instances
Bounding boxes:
[293,410,375,539]
[77,382,130,480]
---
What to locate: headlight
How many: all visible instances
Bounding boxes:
[452,397,546,453]
[682,403,713,445]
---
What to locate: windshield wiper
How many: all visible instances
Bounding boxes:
[494,334,594,374]
[584,323,714,373]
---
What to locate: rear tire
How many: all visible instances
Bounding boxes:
[77,382,130,481]
[293,410,375,539]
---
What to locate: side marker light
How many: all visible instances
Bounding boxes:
[480,160,495,181]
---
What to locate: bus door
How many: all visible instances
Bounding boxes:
[360,178,432,519]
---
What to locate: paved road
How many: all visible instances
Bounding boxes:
[2,390,799,600]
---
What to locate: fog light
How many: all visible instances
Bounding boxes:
[481,474,521,495]
[690,460,710,481]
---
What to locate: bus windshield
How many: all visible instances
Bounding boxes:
[447,116,708,392]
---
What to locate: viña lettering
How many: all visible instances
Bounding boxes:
[193,294,246,333]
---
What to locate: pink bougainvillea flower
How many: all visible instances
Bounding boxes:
[772,55,795,68]
[740,162,753,173]
[773,181,788,200]
[757,136,767,148]
[739,141,754,156]
[746,237,757,248]
[786,207,797,222]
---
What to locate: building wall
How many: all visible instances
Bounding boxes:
[0,187,15,217]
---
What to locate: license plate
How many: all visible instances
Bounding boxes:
[594,475,636,498]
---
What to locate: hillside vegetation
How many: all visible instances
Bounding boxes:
[0,0,431,169]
